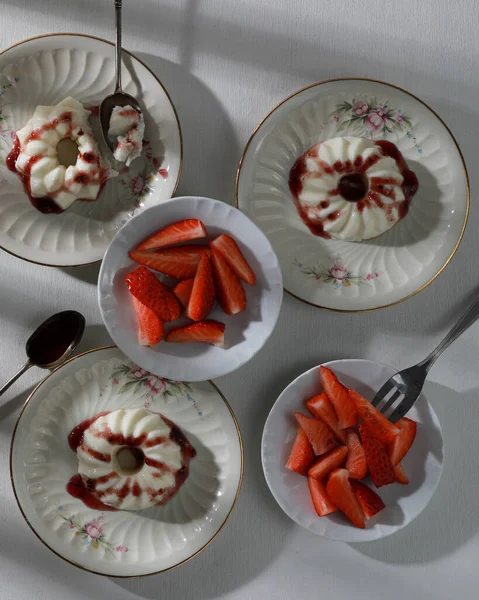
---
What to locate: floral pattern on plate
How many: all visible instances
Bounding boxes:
[57,507,129,554]
[329,97,423,154]
[294,256,380,289]
[111,362,191,398]
[110,361,205,418]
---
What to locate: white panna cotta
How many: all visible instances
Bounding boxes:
[12,97,117,213]
[108,105,145,166]
[73,408,196,511]
[289,136,418,242]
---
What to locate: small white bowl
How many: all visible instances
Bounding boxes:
[98,196,283,382]
[261,359,443,542]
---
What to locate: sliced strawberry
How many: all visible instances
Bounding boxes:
[295,413,336,456]
[186,253,215,321]
[359,424,396,488]
[388,417,417,466]
[308,477,337,516]
[350,480,385,519]
[348,388,400,444]
[345,430,368,480]
[125,266,181,322]
[209,234,256,285]
[326,469,365,529]
[130,294,164,346]
[306,393,347,443]
[129,246,210,280]
[285,427,315,475]
[319,366,358,429]
[394,462,409,484]
[165,320,225,347]
[136,219,208,251]
[173,278,195,307]
[308,446,348,480]
[211,249,246,315]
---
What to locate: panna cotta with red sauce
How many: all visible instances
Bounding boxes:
[289,136,419,241]
[108,105,145,166]
[68,407,196,511]
[7,97,117,214]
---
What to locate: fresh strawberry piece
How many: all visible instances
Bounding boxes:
[306,393,347,443]
[129,246,210,280]
[186,253,215,321]
[295,413,336,456]
[125,266,181,322]
[388,417,417,466]
[350,480,385,519]
[173,278,195,307]
[394,462,409,484]
[165,320,225,347]
[326,469,365,529]
[345,430,368,480]
[359,424,396,488]
[136,219,208,251]
[211,249,246,315]
[286,427,315,475]
[308,446,348,480]
[130,294,164,346]
[209,234,256,285]
[308,477,337,516]
[319,366,358,429]
[348,388,400,444]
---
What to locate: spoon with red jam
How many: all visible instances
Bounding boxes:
[0,311,85,399]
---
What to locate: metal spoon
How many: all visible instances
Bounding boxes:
[99,0,142,153]
[0,310,86,398]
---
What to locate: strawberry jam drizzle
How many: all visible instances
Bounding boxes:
[66,411,196,510]
[6,109,110,214]
[288,139,419,238]
[7,136,61,214]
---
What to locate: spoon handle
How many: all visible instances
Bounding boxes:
[114,0,123,93]
[0,360,33,398]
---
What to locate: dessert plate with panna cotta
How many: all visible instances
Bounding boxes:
[10,346,243,577]
[236,78,469,311]
[0,34,182,267]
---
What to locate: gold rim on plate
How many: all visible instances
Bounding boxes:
[0,32,184,268]
[235,76,470,313]
[9,345,244,578]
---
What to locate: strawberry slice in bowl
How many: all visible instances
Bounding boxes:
[261,358,444,541]
[98,196,283,381]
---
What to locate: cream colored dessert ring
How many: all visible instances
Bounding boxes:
[13,97,116,213]
[71,407,196,511]
[289,136,418,242]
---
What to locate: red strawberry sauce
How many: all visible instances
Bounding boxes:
[288,139,419,239]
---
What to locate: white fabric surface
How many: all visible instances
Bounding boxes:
[1,1,479,598]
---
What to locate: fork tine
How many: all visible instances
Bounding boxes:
[371,381,396,407]
[380,389,404,415]
[388,396,416,424]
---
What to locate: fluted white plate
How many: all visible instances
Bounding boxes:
[237,79,469,311]
[98,196,283,382]
[262,359,443,542]
[10,346,243,577]
[0,34,182,266]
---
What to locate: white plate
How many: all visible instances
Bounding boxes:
[237,78,469,311]
[261,359,443,542]
[98,196,283,382]
[0,33,182,266]
[10,346,243,577]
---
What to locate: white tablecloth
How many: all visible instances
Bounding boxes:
[1,1,478,598]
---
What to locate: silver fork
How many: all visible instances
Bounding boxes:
[372,294,479,423]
